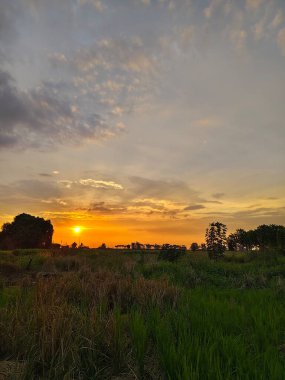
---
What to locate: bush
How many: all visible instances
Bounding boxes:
[158,248,185,262]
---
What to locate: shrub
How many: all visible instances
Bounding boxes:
[158,248,185,262]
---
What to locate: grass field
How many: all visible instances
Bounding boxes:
[0,249,285,379]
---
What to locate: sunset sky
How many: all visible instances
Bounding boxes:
[0,0,285,247]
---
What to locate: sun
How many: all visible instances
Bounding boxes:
[73,226,81,234]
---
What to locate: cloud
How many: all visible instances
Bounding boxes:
[73,38,156,76]
[202,200,223,204]
[87,201,127,213]
[41,198,67,206]
[230,29,247,52]
[184,204,206,211]
[271,10,283,29]
[0,1,19,48]
[203,0,222,19]
[79,179,123,190]
[252,21,264,41]
[79,0,105,12]
[58,180,73,189]
[140,0,151,5]
[277,28,285,56]
[233,207,285,218]
[39,173,53,177]
[179,26,194,48]
[0,69,119,150]
[212,192,225,199]
[47,37,158,137]
[246,0,262,10]
[58,178,123,191]
[193,118,221,128]
[128,176,199,202]
[13,180,62,199]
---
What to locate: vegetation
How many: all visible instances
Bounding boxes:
[0,214,53,250]
[190,242,199,252]
[0,248,285,379]
[0,215,285,378]
[227,225,285,252]
[205,222,227,259]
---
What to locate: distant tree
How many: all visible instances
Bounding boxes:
[205,222,227,259]
[71,242,77,249]
[78,243,89,249]
[200,243,206,251]
[131,242,143,250]
[214,224,285,253]
[190,242,199,251]
[255,224,285,250]
[98,243,107,249]
[227,233,238,251]
[0,213,53,250]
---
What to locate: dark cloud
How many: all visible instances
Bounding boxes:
[212,193,225,199]
[87,201,127,214]
[0,70,115,149]
[201,199,223,204]
[38,173,52,177]
[184,204,206,211]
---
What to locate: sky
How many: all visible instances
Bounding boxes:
[0,0,285,247]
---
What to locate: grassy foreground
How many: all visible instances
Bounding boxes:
[0,249,285,379]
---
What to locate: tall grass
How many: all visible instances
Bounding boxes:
[0,249,284,379]
[130,310,148,379]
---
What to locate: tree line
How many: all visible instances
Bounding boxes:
[204,221,285,260]
[0,214,284,256]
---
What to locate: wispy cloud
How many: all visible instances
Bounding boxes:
[79,179,123,190]
[184,205,206,211]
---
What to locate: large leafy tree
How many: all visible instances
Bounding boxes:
[205,222,227,259]
[0,213,53,249]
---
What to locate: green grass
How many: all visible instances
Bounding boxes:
[0,249,284,379]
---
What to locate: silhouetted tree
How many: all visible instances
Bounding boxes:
[71,242,77,249]
[205,222,227,259]
[0,213,53,249]
[255,224,285,250]
[190,242,199,251]
[227,233,238,251]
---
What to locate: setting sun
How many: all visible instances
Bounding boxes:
[73,226,82,234]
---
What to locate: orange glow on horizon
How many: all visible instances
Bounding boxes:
[52,218,205,248]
